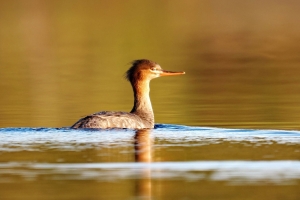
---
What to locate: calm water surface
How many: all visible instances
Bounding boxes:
[0,0,300,129]
[1,1,300,199]
[0,125,299,200]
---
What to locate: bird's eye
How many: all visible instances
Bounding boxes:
[151,68,157,71]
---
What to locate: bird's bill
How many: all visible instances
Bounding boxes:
[159,70,185,76]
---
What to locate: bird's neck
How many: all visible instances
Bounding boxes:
[130,80,154,125]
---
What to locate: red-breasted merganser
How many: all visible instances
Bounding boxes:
[71,59,185,129]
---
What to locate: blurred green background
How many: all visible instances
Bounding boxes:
[0,0,300,129]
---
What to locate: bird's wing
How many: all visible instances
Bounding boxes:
[71,111,147,129]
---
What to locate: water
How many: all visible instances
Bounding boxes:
[0,125,299,199]
[1,0,300,130]
[1,1,300,199]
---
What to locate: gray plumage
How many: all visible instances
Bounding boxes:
[71,111,151,129]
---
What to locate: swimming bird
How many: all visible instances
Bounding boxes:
[71,59,185,129]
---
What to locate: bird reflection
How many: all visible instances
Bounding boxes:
[134,129,153,199]
[134,129,152,162]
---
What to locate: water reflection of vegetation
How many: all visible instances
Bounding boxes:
[0,1,300,130]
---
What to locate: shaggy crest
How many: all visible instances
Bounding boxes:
[125,59,157,82]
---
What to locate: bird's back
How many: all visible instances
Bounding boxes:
[71,111,151,129]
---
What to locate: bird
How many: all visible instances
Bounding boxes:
[71,59,185,129]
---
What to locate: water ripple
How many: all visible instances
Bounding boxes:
[0,125,299,151]
[0,161,299,185]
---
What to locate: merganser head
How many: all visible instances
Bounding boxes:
[125,59,185,83]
